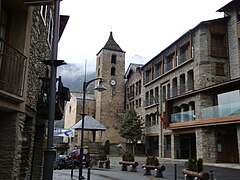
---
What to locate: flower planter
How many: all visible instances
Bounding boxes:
[182,169,209,180]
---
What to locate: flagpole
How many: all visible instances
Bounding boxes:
[156,101,163,158]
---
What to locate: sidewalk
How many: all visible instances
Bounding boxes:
[53,156,240,180]
[108,156,240,170]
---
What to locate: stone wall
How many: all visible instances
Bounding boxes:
[0,111,25,179]
[196,127,216,163]
[228,9,240,78]
[26,6,53,179]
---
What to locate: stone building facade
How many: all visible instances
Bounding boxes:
[137,0,240,163]
[124,63,145,154]
[0,1,69,179]
[64,92,96,148]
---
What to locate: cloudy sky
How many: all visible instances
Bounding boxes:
[58,0,230,72]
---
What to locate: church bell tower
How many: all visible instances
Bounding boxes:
[95,32,125,143]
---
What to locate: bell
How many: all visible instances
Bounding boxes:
[95,79,107,92]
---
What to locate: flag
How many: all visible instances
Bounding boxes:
[160,113,165,127]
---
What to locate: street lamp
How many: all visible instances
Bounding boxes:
[154,98,163,158]
[78,78,106,179]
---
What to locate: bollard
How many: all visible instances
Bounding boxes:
[210,170,213,180]
[71,160,74,178]
[184,174,188,180]
[174,164,177,180]
[87,167,91,180]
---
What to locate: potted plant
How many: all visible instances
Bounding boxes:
[183,158,209,180]
[146,155,159,166]
[98,152,108,168]
[122,152,134,162]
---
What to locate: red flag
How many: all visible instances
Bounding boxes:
[160,113,165,127]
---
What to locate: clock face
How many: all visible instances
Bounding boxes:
[110,79,116,86]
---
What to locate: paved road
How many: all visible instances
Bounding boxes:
[53,163,240,180]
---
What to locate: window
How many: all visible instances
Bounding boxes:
[0,6,8,41]
[145,69,151,83]
[111,67,116,76]
[215,63,225,76]
[162,86,166,102]
[98,57,100,65]
[97,68,100,77]
[135,81,138,95]
[111,54,117,64]
[238,38,240,51]
[155,62,161,77]
[211,33,227,58]
[237,10,240,22]
[40,5,48,25]
[139,80,141,94]
[48,10,53,47]
[165,53,174,72]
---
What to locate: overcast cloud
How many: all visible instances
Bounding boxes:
[58,0,230,72]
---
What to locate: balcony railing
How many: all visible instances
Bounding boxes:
[164,61,173,72]
[171,110,195,123]
[201,102,240,119]
[178,51,190,65]
[0,38,27,97]
[170,102,240,124]
[144,97,158,107]
[171,82,194,98]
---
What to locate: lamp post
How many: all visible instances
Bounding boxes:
[78,78,106,179]
[155,98,163,158]
[42,0,66,179]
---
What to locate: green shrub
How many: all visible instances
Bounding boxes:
[122,152,134,162]
[99,152,107,161]
[185,158,203,173]
[146,155,159,166]
[104,140,110,154]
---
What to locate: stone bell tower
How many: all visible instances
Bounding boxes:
[95,32,125,143]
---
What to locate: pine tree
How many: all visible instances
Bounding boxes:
[119,108,143,155]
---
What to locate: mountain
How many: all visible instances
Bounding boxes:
[126,55,148,68]
[57,55,148,92]
[57,63,95,93]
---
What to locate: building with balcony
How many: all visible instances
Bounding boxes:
[0,1,69,179]
[124,63,145,154]
[140,0,240,163]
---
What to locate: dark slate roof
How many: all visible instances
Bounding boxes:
[96,32,125,55]
[124,63,143,79]
[217,0,239,12]
[71,115,106,131]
